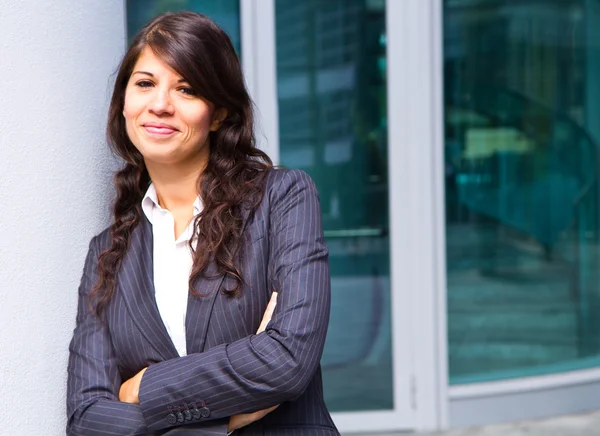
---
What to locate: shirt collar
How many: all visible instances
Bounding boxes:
[141,183,203,226]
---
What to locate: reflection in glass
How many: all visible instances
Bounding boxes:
[275,0,392,412]
[126,0,240,52]
[444,0,600,384]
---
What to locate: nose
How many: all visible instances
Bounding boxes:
[149,88,174,115]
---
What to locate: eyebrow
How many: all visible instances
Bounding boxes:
[131,71,188,83]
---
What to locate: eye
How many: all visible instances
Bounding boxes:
[178,86,198,97]
[135,80,154,88]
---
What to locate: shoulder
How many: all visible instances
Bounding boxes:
[257,168,322,225]
[88,225,112,254]
[264,167,319,202]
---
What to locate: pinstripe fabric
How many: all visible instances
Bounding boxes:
[67,169,339,435]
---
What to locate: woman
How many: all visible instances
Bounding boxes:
[67,11,339,436]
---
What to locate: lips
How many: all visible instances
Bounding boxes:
[142,122,179,135]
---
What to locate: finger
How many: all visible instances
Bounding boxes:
[253,404,280,420]
[228,414,249,433]
[230,404,280,433]
[262,292,278,330]
[265,404,279,414]
[265,291,278,318]
[119,380,130,403]
[256,291,278,334]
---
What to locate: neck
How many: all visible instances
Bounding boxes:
[145,153,207,211]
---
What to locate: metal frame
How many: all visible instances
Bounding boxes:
[240,0,280,165]
[386,0,448,431]
[449,368,600,427]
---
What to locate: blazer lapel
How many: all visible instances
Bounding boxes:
[184,261,225,354]
[118,216,179,361]
[185,206,255,354]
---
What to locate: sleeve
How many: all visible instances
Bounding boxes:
[66,236,150,436]
[67,237,230,436]
[138,169,331,432]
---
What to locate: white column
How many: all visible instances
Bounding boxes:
[0,1,125,434]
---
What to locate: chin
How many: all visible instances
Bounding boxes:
[144,153,183,166]
[145,147,204,167]
[136,145,175,162]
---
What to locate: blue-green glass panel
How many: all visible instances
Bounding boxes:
[275,0,392,412]
[126,0,240,54]
[444,0,600,384]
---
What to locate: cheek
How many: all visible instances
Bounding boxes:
[122,107,141,148]
[123,100,141,139]
[122,100,138,121]
[124,118,136,143]
[123,88,145,120]
[184,104,214,133]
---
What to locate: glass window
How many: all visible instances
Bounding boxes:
[444,0,600,384]
[275,0,392,412]
[126,0,240,52]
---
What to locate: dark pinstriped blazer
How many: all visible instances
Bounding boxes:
[67,169,340,435]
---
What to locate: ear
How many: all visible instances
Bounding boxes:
[210,108,228,131]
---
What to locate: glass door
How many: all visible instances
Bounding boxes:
[245,0,445,432]
[274,0,393,415]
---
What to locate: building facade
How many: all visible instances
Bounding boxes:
[2,1,598,435]
[124,0,600,433]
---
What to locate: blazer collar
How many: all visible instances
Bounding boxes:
[118,216,179,361]
[118,207,254,359]
[184,257,226,354]
[185,204,255,354]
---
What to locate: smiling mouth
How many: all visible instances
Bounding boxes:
[142,124,179,136]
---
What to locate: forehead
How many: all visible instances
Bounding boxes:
[132,47,183,79]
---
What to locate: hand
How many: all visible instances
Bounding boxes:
[119,367,147,404]
[228,405,279,433]
[257,291,278,334]
[119,295,279,415]
[227,292,280,432]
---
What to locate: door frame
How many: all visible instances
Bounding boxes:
[239,0,448,432]
[385,0,448,430]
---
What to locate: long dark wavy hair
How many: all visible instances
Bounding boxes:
[91,12,272,314]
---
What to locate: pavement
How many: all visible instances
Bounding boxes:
[415,410,600,436]
[350,410,600,436]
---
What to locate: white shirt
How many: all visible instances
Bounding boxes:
[142,183,202,357]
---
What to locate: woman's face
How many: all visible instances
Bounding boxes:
[123,47,225,168]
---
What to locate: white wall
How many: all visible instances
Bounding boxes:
[0,1,125,434]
